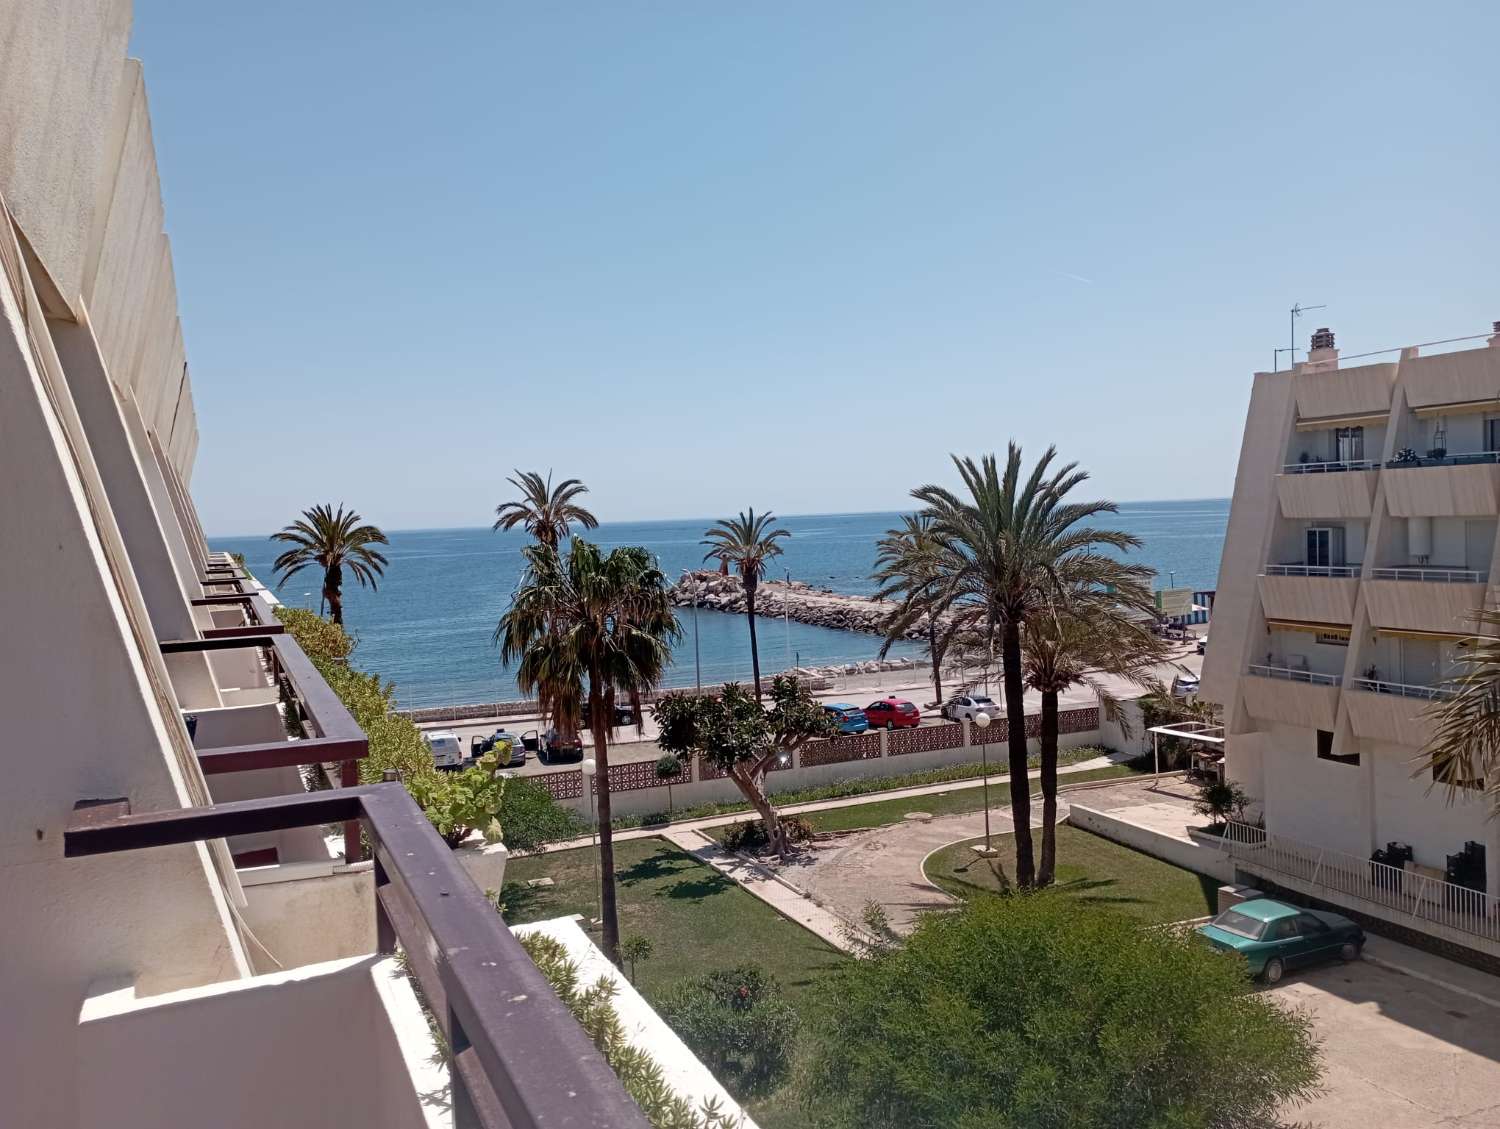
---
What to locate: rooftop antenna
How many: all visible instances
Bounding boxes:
[1283,302,1327,371]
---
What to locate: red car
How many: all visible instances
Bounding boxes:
[863,697,921,729]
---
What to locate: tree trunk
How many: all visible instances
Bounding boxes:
[730,763,785,853]
[1038,689,1059,887]
[746,581,763,700]
[324,565,343,625]
[928,619,943,705]
[588,671,621,964]
[1001,618,1035,887]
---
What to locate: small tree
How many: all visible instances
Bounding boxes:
[797,895,1321,1128]
[657,966,800,1099]
[1193,778,1251,829]
[619,934,655,984]
[655,676,835,854]
[498,776,586,855]
[655,752,684,814]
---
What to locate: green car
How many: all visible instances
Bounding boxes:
[1196,898,1364,984]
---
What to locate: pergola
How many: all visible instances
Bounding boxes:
[1147,721,1225,786]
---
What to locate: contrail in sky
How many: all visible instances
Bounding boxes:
[1050,269,1095,285]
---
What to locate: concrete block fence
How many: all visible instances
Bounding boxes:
[539,705,1103,821]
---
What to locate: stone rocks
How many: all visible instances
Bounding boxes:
[669,570,928,640]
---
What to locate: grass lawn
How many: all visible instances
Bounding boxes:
[924,824,1219,925]
[500,836,844,1006]
[707,763,1144,839]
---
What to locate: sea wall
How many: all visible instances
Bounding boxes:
[672,571,923,638]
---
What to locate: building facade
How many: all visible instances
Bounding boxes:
[1202,325,1500,911]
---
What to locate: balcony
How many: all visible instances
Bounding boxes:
[1276,467,1377,519]
[1259,567,1360,625]
[1344,677,1449,748]
[1281,458,1379,475]
[1241,664,1342,731]
[1363,573,1489,635]
[1382,460,1500,517]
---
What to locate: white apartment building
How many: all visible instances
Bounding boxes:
[0,6,745,1127]
[1202,323,1500,935]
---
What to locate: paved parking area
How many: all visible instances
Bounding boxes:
[1270,941,1500,1128]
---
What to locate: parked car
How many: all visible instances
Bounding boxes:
[471,728,526,765]
[581,700,637,728]
[941,693,1000,723]
[1171,672,1200,698]
[1195,898,1364,983]
[520,727,585,766]
[864,697,921,729]
[823,703,869,735]
[1196,633,1208,655]
[425,730,465,771]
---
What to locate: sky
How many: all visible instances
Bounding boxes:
[128,1,1500,536]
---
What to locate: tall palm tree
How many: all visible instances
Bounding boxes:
[872,513,952,706]
[1421,608,1500,810]
[271,504,388,626]
[901,446,1139,888]
[498,539,678,963]
[493,470,598,548]
[702,508,790,699]
[1022,564,1168,885]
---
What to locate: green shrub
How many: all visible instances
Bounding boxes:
[276,605,356,666]
[406,752,506,847]
[499,776,586,855]
[656,966,800,1099]
[720,816,813,853]
[796,894,1320,1129]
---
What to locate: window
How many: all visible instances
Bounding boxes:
[1315,632,1349,647]
[1270,918,1300,941]
[1316,729,1358,766]
[1297,913,1329,935]
[1433,757,1483,791]
[1487,417,1500,453]
[1334,426,1364,462]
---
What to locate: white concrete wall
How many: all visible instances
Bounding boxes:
[1369,743,1491,873]
[1066,805,1234,884]
[77,956,444,1129]
[1254,725,1369,856]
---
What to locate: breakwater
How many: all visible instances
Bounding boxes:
[671,570,923,639]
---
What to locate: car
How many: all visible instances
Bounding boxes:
[941,693,1000,723]
[863,697,921,729]
[1171,672,1200,698]
[823,703,869,735]
[1196,898,1364,984]
[580,700,637,728]
[425,730,465,770]
[520,727,585,766]
[1196,633,1208,655]
[471,728,526,765]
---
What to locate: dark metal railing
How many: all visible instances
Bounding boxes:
[64,785,650,1129]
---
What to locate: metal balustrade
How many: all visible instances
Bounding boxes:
[1246,664,1341,686]
[1370,566,1487,583]
[1263,563,1361,578]
[1386,450,1500,469]
[1281,459,1378,474]
[1350,677,1452,701]
[1212,820,1500,945]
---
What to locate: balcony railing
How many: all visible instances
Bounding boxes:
[1263,563,1361,578]
[64,784,651,1129]
[1281,458,1379,474]
[1210,820,1499,945]
[1386,450,1500,469]
[1349,676,1452,701]
[1247,664,1341,686]
[1370,566,1488,583]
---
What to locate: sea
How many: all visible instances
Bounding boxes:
[214,499,1229,711]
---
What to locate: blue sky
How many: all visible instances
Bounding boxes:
[130,2,1500,535]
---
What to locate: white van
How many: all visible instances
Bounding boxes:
[425,730,465,770]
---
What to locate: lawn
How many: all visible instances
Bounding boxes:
[924,824,1219,925]
[707,763,1144,839]
[500,836,844,1005]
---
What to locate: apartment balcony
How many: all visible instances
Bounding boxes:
[1382,458,1500,517]
[1241,664,1342,731]
[1259,565,1360,624]
[1276,467,1377,519]
[1363,571,1489,635]
[1345,677,1451,748]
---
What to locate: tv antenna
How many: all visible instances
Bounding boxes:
[1277,303,1327,371]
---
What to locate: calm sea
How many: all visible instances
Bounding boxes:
[214,499,1228,710]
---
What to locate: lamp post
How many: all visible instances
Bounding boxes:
[581,756,601,925]
[971,712,997,857]
[784,568,792,674]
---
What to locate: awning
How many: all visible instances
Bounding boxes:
[1412,398,1500,419]
[1372,627,1470,642]
[1265,618,1350,638]
[1294,410,1390,432]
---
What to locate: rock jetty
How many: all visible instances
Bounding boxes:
[670,570,926,640]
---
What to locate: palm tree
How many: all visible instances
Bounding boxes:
[1421,608,1500,811]
[873,513,952,707]
[702,508,790,699]
[270,504,388,626]
[498,539,678,963]
[493,470,598,548]
[900,446,1139,888]
[1022,564,1169,885]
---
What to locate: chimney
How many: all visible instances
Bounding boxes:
[1307,326,1338,367]
[1489,320,1500,348]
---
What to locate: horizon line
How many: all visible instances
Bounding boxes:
[206,494,1231,541]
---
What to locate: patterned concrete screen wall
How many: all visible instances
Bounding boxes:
[697,753,793,780]
[975,706,1098,744]
[541,771,584,801]
[800,732,882,767]
[591,759,668,794]
[888,722,965,756]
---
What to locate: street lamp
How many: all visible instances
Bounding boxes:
[971,712,997,857]
[581,756,601,925]
[784,568,792,674]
